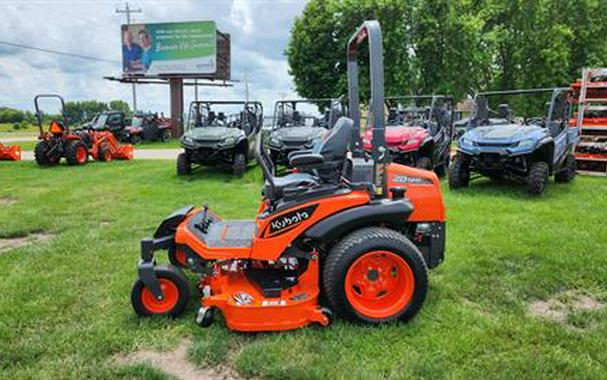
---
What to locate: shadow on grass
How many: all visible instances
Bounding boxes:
[446,175,576,201]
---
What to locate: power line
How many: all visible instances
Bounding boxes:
[0,40,120,64]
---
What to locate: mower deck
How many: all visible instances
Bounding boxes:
[200,258,328,331]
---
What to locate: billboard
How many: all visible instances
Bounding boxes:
[121,21,217,76]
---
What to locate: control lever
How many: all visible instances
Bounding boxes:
[196,203,212,233]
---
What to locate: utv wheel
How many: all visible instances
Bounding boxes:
[233,153,246,177]
[131,265,190,318]
[176,153,191,175]
[323,227,428,324]
[130,135,142,145]
[65,140,88,165]
[415,157,432,171]
[160,129,171,143]
[34,140,58,166]
[527,161,549,195]
[98,145,112,162]
[449,153,470,189]
[554,154,576,183]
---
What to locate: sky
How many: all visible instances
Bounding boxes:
[0,0,308,114]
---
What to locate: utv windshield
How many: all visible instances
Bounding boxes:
[186,101,262,133]
[91,113,108,129]
[272,99,345,130]
[469,89,570,129]
[131,116,145,128]
[383,96,453,134]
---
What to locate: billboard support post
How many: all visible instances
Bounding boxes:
[170,78,184,136]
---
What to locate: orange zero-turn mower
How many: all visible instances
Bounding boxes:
[0,142,21,161]
[130,20,446,332]
[89,131,134,162]
[33,94,89,166]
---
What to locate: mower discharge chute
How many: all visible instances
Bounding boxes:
[0,142,21,161]
[130,20,446,332]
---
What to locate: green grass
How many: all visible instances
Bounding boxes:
[13,139,181,151]
[0,160,606,379]
[0,123,39,133]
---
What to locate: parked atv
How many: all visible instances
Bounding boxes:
[268,98,345,166]
[450,88,580,195]
[124,113,172,144]
[34,94,89,166]
[178,101,263,177]
[362,96,453,176]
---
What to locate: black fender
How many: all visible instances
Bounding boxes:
[303,198,414,244]
[154,205,194,238]
[235,136,248,158]
[533,137,554,172]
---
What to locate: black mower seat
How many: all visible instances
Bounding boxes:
[271,173,319,199]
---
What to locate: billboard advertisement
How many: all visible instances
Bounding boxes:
[121,21,216,76]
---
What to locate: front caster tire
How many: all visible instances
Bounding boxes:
[323,227,428,324]
[233,153,246,177]
[555,154,576,183]
[195,307,215,327]
[527,161,549,195]
[449,153,470,189]
[131,265,190,318]
[177,152,191,175]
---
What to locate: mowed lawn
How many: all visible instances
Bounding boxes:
[0,160,606,379]
[13,139,182,152]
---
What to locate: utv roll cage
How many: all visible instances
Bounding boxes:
[186,100,263,133]
[385,95,455,137]
[468,88,571,131]
[272,98,346,130]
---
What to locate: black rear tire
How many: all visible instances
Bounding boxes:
[322,227,428,324]
[449,153,470,189]
[233,153,246,177]
[554,154,576,183]
[131,265,190,318]
[65,140,87,166]
[34,140,57,166]
[130,134,142,145]
[415,157,432,170]
[527,161,549,195]
[177,152,191,175]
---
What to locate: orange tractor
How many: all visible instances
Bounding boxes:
[33,94,133,166]
[130,20,446,332]
[0,142,21,161]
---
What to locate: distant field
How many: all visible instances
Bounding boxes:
[0,122,39,133]
[0,160,605,379]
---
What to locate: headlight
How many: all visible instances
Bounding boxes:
[517,139,535,147]
[461,137,472,145]
[270,136,281,146]
[221,137,236,146]
[405,138,420,145]
[182,135,193,144]
[362,138,371,146]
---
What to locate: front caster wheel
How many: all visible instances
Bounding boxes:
[131,265,190,318]
[320,307,334,326]
[195,306,215,327]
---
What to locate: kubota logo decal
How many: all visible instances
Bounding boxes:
[266,204,318,237]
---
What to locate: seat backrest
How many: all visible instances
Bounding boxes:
[313,117,353,162]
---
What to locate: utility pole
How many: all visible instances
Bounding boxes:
[244,68,249,102]
[116,2,142,113]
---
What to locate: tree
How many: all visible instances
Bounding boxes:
[286,0,607,104]
[109,100,130,115]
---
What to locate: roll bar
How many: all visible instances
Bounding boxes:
[347,20,387,196]
[34,94,67,135]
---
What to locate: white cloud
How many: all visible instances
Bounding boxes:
[229,0,254,34]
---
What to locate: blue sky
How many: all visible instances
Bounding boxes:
[0,0,307,113]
